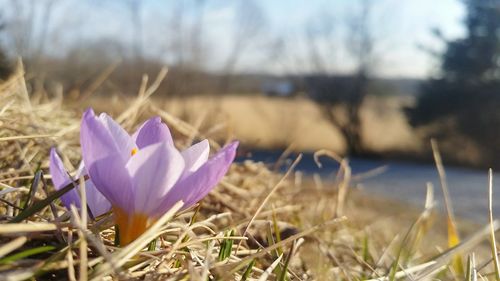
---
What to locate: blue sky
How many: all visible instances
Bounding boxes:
[231,0,466,77]
[1,0,466,78]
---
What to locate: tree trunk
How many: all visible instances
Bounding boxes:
[320,73,367,156]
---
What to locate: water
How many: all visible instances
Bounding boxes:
[237,150,497,221]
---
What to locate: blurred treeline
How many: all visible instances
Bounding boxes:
[0,0,390,158]
[0,0,395,97]
[409,0,500,168]
[0,0,277,96]
[1,0,500,167]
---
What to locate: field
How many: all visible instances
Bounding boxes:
[0,68,499,280]
[87,94,420,155]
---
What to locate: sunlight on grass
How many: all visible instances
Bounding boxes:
[0,64,499,280]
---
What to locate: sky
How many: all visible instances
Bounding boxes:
[213,0,466,78]
[1,0,466,79]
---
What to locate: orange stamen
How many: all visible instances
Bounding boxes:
[113,206,151,245]
[131,148,138,156]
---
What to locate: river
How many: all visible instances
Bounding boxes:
[238,150,498,222]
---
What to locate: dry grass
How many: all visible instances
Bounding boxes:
[160,95,422,155]
[85,94,421,155]
[0,65,499,280]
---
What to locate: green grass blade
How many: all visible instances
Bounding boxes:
[10,177,83,223]
[240,259,256,281]
[362,234,369,263]
[218,230,234,261]
[277,241,296,281]
[147,238,157,251]
[466,254,472,281]
[272,210,283,256]
[224,230,234,259]
[22,169,42,209]
[0,245,57,264]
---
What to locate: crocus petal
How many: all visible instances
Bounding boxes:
[75,163,111,217]
[98,113,136,159]
[126,142,185,215]
[156,141,238,215]
[84,180,112,217]
[49,148,71,190]
[87,154,133,210]
[49,148,81,210]
[181,139,209,176]
[132,117,173,149]
[81,108,123,167]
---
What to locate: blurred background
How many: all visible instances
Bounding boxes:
[0,0,499,217]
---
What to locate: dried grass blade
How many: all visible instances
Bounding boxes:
[79,61,119,101]
[220,217,346,275]
[0,237,27,258]
[415,220,500,280]
[237,154,302,252]
[488,169,500,280]
[0,134,53,142]
[66,231,77,281]
[257,254,283,281]
[79,176,88,281]
[466,253,477,281]
[0,223,58,233]
[313,149,351,216]
[431,139,463,275]
[365,261,437,281]
[90,201,183,280]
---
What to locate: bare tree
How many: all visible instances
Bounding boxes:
[162,0,209,96]
[3,0,59,65]
[92,0,145,65]
[219,0,267,92]
[190,0,206,67]
[166,1,186,68]
[342,0,375,154]
[126,0,144,65]
[34,0,58,63]
[305,0,377,155]
[304,10,337,73]
[4,0,35,58]
[0,12,13,80]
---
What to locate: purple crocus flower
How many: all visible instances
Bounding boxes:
[80,108,238,245]
[49,148,111,217]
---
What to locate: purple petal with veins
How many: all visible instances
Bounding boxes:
[155,141,239,216]
[49,148,111,217]
[75,163,111,217]
[132,116,173,148]
[49,148,81,210]
[80,109,123,166]
[126,142,185,215]
[87,154,133,209]
[98,113,136,160]
[180,139,209,179]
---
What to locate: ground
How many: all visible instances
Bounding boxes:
[0,69,497,280]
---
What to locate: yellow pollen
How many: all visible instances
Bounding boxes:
[131,148,138,156]
[113,206,154,246]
